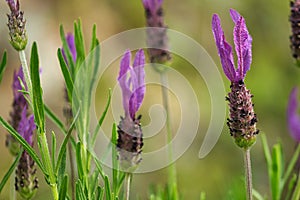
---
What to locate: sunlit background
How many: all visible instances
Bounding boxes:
[0,0,298,199]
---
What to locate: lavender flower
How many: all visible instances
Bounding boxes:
[142,0,171,65]
[6,0,27,51]
[15,107,38,199]
[6,67,27,156]
[290,0,300,62]
[117,49,145,170]
[212,9,259,149]
[287,87,300,142]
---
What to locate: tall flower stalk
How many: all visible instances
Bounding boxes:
[117,49,145,200]
[142,1,179,198]
[212,9,259,200]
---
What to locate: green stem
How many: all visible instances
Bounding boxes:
[124,173,132,200]
[244,149,253,200]
[40,132,58,200]
[18,50,32,99]
[291,170,300,200]
[160,72,178,199]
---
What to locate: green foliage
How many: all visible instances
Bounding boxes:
[0,51,7,84]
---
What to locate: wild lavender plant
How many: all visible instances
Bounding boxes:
[142,1,179,198]
[117,49,145,200]
[212,9,258,200]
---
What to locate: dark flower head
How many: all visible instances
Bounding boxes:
[212,9,252,82]
[118,49,145,120]
[287,87,300,142]
[290,0,300,63]
[142,0,171,65]
[117,49,145,171]
[62,33,77,65]
[6,0,27,51]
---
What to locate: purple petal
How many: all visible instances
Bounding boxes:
[129,49,146,119]
[212,14,236,82]
[142,0,163,11]
[287,87,300,142]
[17,107,36,146]
[231,9,252,80]
[66,33,77,62]
[118,50,132,117]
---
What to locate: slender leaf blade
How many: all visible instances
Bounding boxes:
[104,176,112,200]
[0,150,22,193]
[0,51,7,83]
[59,174,69,200]
[30,42,45,132]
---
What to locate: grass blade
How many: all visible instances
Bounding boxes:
[59,174,69,200]
[0,51,7,83]
[104,176,112,200]
[51,131,57,170]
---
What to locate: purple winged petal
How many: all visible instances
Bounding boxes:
[231,9,252,80]
[287,87,300,142]
[129,49,145,119]
[142,0,163,12]
[212,14,236,82]
[118,50,132,117]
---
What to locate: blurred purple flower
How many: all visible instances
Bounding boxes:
[118,49,145,120]
[117,49,145,170]
[17,107,35,146]
[62,33,77,64]
[6,66,28,156]
[212,9,252,82]
[287,87,300,142]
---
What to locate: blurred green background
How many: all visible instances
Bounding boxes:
[0,0,298,199]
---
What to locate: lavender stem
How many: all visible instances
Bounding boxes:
[244,149,253,200]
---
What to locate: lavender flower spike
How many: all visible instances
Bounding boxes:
[6,0,27,51]
[6,67,27,156]
[62,33,77,65]
[287,87,300,142]
[117,49,145,171]
[212,9,258,149]
[15,107,38,199]
[212,9,252,82]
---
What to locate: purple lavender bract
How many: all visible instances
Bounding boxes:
[287,87,300,142]
[62,33,77,65]
[117,49,145,171]
[212,9,252,83]
[212,9,258,149]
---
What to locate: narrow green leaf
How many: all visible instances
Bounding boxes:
[271,143,284,200]
[92,152,106,181]
[285,173,297,200]
[30,42,45,132]
[89,170,100,197]
[76,180,86,200]
[51,131,57,171]
[261,134,272,168]
[104,176,112,200]
[90,24,98,51]
[112,123,119,195]
[96,186,104,200]
[55,109,79,174]
[57,149,67,186]
[59,174,69,200]
[76,142,84,179]
[60,25,75,78]
[74,19,85,62]
[92,89,112,146]
[291,171,300,200]
[0,117,45,175]
[283,144,300,185]
[57,48,74,101]
[252,189,266,200]
[0,51,7,83]
[0,150,22,193]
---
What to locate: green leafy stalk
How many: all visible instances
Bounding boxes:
[0,51,7,83]
[244,149,253,200]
